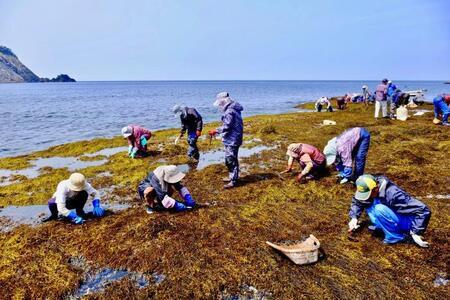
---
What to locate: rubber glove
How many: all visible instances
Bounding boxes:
[140,136,148,146]
[196,130,202,137]
[127,145,133,155]
[92,199,105,217]
[174,136,180,145]
[173,201,190,212]
[130,148,138,159]
[183,194,196,207]
[208,129,218,136]
[410,231,429,248]
[340,178,349,184]
[67,211,84,225]
[348,218,359,232]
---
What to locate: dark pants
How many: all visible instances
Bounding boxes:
[187,131,199,160]
[337,98,346,110]
[48,191,88,217]
[300,160,327,178]
[352,128,371,181]
[317,104,333,112]
[225,145,240,183]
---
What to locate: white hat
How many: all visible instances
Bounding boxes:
[67,173,86,191]
[172,104,184,115]
[362,85,368,89]
[323,137,337,166]
[121,126,132,138]
[213,91,232,110]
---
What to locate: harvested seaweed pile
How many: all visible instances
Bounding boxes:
[0,103,448,299]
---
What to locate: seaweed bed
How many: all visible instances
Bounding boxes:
[0,102,449,299]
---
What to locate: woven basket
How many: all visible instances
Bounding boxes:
[266,234,320,265]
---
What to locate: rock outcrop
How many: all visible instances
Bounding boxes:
[0,46,40,83]
[0,46,76,83]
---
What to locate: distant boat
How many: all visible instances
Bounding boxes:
[445,81,450,84]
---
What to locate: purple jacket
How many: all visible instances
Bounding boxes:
[217,101,244,147]
[375,83,388,101]
[336,127,361,167]
[127,125,152,150]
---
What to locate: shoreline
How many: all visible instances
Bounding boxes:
[0,102,449,299]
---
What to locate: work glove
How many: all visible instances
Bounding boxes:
[140,136,148,146]
[173,201,190,212]
[348,218,359,232]
[183,194,196,207]
[208,129,218,136]
[130,148,138,159]
[340,177,349,184]
[68,211,84,225]
[127,145,133,156]
[410,231,429,248]
[92,199,105,217]
[174,136,180,145]
[196,130,202,137]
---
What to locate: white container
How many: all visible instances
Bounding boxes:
[396,106,408,121]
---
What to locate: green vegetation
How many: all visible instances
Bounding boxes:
[0,103,448,299]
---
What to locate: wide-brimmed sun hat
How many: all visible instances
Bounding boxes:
[162,165,186,183]
[67,173,86,191]
[354,174,377,202]
[323,137,337,165]
[121,126,132,138]
[172,104,184,115]
[286,143,301,158]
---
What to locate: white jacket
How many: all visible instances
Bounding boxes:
[52,179,100,216]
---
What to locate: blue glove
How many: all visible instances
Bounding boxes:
[183,194,196,207]
[173,201,189,212]
[127,145,133,155]
[140,136,148,146]
[92,199,105,217]
[67,211,84,225]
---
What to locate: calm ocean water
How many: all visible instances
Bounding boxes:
[0,80,448,158]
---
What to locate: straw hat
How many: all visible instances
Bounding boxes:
[67,173,86,191]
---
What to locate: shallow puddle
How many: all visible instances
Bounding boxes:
[434,272,448,287]
[70,268,149,299]
[0,202,130,233]
[0,147,127,186]
[178,145,276,172]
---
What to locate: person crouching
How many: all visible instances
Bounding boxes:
[280,143,327,183]
[137,165,196,214]
[348,174,431,247]
[45,173,105,224]
[122,125,152,158]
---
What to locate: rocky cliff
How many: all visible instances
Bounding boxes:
[0,46,75,83]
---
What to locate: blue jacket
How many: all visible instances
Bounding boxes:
[387,84,397,97]
[138,172,183,204]
[218,101,244,147]
[349,176,431,234]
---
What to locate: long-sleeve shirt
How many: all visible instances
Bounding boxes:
[138,171,189,204]
[375,83,388,101]
[315,97,331,109]
[126,125,152,151]
[336,127,362,168]
[53,180,100,216]
[180,107,203,135]
[290,143,325,165]
[217,101,244,147]
[349,176,431,234]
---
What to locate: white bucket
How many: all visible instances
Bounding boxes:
[396,106,408,121]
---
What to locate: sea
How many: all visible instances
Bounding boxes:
[0,80,448,158]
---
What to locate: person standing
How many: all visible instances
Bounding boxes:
[362,85,371,106]
[172,105,203,160]
[121,125,152,158]
[348,174,431,247]
[323,127,371,184]
[374,79,389,118]
[209,92,244,189]
[432,94,450,126]
[45,173,105,224]
[386,80,398,119]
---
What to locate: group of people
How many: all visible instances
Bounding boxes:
[43,89,438,248]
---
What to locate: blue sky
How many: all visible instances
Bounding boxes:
[1,0,449,80]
